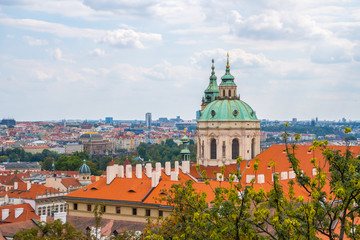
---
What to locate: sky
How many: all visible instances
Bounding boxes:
[0,0,360,122]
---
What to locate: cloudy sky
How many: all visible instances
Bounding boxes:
[0,0,360,121]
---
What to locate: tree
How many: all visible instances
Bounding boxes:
[14,219,85,240]
[42,157,54,171]
[145,126,360,240]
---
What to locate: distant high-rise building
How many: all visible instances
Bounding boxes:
[311,119,316,127]
[1,119,16,127]
[145,113,152,129]
[105,117,113,125]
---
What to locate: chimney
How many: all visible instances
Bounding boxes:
[15,208,23,219]
[174,161,179,174]
[14,182,18,190]
[165,162,171,176]
[170,171,178,181]
[2,209,9,221]
[181,161,190,174]
[145,163,152,177]
[126,165,132,178]
[135,164,142,179]
[155,162,161,173]
[151,171,160,188]
[40,215,47,222]
[26,181,31,191]
[54,212,66,223]
[118,165,124,178]
[106,165,116,185]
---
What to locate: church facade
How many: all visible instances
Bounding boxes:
[197,55,261,166]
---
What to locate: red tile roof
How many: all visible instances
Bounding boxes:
[61,178,81,188]
[66,177,153,203]
[0,203,39,224]
[0,183,59,199]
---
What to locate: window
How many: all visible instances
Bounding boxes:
[232,139,239,159]
[229,89,231,96]
[251,138,256,159]
[132,208,137,216]
[223,90,225,96]
[116,207,121,214]
[159,210,163,217]
[102,206,106,213]
[87,204,92,211]
[211,139,217,159]
[146,209,151,217]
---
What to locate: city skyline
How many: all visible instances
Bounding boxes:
[1,1,360,121]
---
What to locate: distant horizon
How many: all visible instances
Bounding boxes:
[4,117,359,123]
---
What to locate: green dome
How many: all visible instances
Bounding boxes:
[180,148,191,154]
[79,160,91,174]
[199,99,258,121]
[181,135,189,142]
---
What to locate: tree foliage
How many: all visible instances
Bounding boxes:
[14,219,85,240]
[137,139,196,165]
[145,126,360,240]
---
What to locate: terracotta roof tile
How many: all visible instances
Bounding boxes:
[61,178,82,188]
[0,203,39,224]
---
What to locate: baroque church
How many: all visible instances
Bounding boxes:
[197,54,261,166]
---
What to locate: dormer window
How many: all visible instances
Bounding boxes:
[128,190,136,193]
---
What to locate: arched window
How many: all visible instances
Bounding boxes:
[229,90,231,96]
[223,90,225,97]
[222,141,226,158]
[251,138,256,159]
[211,139,217,159]
[232,139,239,159]
[201,140,204,158]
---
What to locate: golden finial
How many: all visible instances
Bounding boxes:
[184,125,186,133]
[226,52,230,68]
[211,59,214,70]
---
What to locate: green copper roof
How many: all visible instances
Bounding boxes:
[79,159,91,174]
[220,54,236,86]
[204,59,219,103]
[198,99,258,121]
[180,148,191,154]
[181,135,189,142]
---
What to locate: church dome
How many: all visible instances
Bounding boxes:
[79,160,91,174]
[198,99,258,122]
[79,132,103,142]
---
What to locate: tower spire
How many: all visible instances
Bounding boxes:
[226,52,230,69]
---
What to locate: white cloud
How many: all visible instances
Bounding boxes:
[149,0,206,25]
[23,35,48,46]
[89,48,105,56]
[47,48,75,63]
[0,0,112,20]
[0,17,161,48]
[0,18,101,38]
[229,10,332,40]
[99,29,161,48]
[310,43,352,64]
[191,48,271,68]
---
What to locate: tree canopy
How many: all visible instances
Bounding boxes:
[145,126,360,240]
